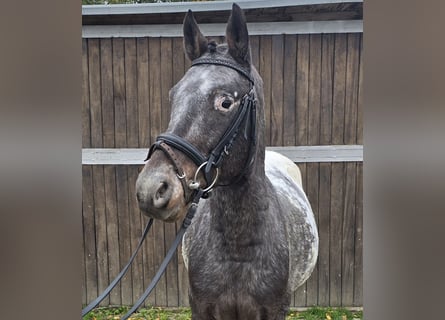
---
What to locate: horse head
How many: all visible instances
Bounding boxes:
[136,3,264,222]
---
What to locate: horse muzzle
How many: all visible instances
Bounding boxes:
[135,159,187,222]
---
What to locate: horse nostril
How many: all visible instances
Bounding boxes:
[153,182,172,209]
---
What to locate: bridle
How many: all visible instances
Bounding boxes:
[145,56,257,200]
[81,56,258,320]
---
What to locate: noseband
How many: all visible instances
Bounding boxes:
[145,56,257,200]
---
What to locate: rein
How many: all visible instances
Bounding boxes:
[82,56,256,319]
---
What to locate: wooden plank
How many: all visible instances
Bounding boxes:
[318,33,334,306]
[344,33,359,145]
[92,165,109,306]
[295,34,309,146]
[250,35,260,71]
[100,38,115,148]
[82,39,91,148]
[330,33,347,306]
[172,37,185,85]
[332,33,347,145]
[104,166,121,305]
[353,162,363,306]
[341,34,360,306]
[308,34,322,146]
[153,220,168,306]
[125,38,139,148]
[113,38,127,148]
[282,34,297,147]
[270,35,284,146]
[317,162,331,306]
[259,35,272,146]
[116,166,132,305]
[82,21,363,38]
[127,166,144,305]
[320,34,334,145]
[356,34,363,145]
[142,211,156,307]
[149,38,162,144]
[342,161,356,306]
[137,37,150,149]
[82,165,97,305]
[329,162,344,306]
[160,38,173,132]
[88,38,103,148]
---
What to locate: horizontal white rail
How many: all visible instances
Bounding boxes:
[82,145,363,165]
[82,20,362,38]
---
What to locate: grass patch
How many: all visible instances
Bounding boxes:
[83,306,362,320]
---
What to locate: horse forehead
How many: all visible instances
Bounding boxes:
[175,66,233,97]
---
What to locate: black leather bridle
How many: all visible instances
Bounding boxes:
[81,56,257,319]
[145,56,257,200]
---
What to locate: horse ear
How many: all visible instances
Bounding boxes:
[183,10,208,61]
[226,3,251,66]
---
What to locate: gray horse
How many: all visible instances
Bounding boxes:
[136,4,318,319]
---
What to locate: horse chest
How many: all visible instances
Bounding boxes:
[188,230,289,300]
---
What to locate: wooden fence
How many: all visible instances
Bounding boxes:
[81,5,363,308]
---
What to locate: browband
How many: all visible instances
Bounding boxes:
[191,57,254,84]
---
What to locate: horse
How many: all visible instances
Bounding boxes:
[135,4,318,319]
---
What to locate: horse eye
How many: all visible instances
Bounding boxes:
[221,99,232,109]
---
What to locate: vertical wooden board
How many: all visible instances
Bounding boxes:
[353,163,363,306]
[341,162,356,305]
[127,166,144,304]
[344,34,360,145]
[165,221,179,307]
[153,219,168,306]
[82,39,91,148]
[125,39,139,148]
[250,35,260,70]
[317,162,331,306]
[295,34,309,146]
[142,211,156,307]
[308,34,322,146]
[104,165,121,305]
[113,38,127,148]
[172,37,185,84]
[357,34,363,145]
[329,162,345,306]
[177,240,190,307]
[332,34,347,145]
[149,38,162,144]
[282,34,297,147]
[137,38,150,148]
[259,35,272,146]
[116,165,132,305]
[100,39,115,148]
[320,34,334,145]
[92,165,109,306]
[270,35,284,146]
[87,39,103,148]
[160,38,173,132]
[82,165,97,304]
